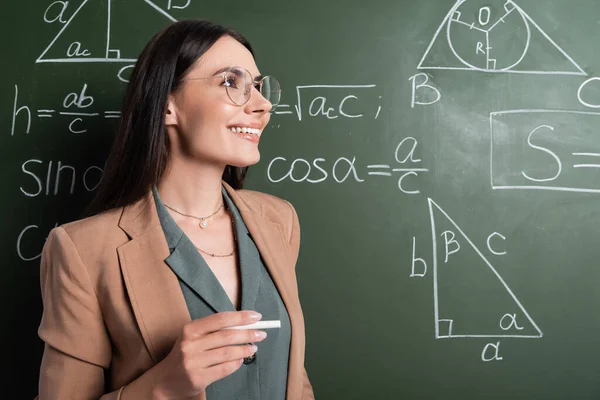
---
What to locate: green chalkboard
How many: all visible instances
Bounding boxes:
[4,0,600,398]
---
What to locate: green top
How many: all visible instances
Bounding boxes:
[153,186,291,399]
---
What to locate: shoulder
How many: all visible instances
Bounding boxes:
[238,188,293,214]
[236,188,299,241]
[47,207,128,267]
[60,207,125,241]
[237,188,297,221]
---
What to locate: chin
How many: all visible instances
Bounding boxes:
[230,152,260,168]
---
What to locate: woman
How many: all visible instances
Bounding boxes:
[36,20,314,400]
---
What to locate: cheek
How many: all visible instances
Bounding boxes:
[182,103,241,151]
[180,98,230,136]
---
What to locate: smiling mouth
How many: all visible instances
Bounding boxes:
[227,126,261,136]
[227,126,261,143]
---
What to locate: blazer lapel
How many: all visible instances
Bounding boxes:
[223,183,305,400]
[223,183,297,326]
[165,239,237,313]
[221,188,260,311]
[155,186,237,314]
[116,192,191,363]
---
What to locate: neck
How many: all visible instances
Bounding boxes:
[157,158,226,217]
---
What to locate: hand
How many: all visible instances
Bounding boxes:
[151,310,267,399]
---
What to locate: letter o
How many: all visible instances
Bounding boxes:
[290,159,311,182]
[83,166,103,191]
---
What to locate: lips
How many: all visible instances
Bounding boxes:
[227,126,261,143]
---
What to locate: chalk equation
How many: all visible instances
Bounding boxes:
[10,83,385,135]
[11,84,120,135]
[273,85,382,122]
[266,136,429,194]
[491,109,600,193]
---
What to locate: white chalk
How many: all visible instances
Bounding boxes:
[223,320,281,330]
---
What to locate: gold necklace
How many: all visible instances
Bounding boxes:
[164,200,237,258]
[193,210,237,258]
[163,201,223,229]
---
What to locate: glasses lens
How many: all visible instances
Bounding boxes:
[224,67,251,105]
[260,76,281,108]
[224,67,281,108]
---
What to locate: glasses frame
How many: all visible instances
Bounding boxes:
[181,66,280,108]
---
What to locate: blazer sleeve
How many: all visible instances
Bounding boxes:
[284,201,316,400]
[37,227,125,400]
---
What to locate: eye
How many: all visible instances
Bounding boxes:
[222,73,242,89]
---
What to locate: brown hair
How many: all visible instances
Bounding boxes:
[86,20,253,216]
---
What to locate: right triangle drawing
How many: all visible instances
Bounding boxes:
[36,0,176,64]
[428,198,543,339]
[417,0,586,76]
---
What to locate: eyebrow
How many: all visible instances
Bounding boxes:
[212,67,231,76]
[212,66,263,81]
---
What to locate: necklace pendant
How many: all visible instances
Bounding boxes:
[200,220,208,229]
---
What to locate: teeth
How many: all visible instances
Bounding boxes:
[229,127,260,135]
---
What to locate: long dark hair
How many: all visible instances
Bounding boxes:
[86,20,253,216]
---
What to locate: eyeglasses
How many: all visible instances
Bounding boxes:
[182,66,281,109]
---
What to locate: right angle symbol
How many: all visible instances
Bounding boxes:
[417,0,586,76]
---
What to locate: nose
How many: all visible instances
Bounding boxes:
[244,86,273,116]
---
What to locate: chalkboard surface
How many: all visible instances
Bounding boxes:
[3,1,600,398]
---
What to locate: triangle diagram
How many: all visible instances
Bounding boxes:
[417,0,586,76]
[36,0,176,63]
[428,198,543,339]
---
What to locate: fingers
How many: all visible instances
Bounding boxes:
[202,343,258,368]
[182,311,262,339]
[178,328,266,361]
[162,312,266,394]
[202,358,246,385]
[202,328,267,351]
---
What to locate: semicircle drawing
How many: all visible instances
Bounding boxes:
[417,0,587,76]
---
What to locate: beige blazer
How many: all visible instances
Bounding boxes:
[36,182,314,400]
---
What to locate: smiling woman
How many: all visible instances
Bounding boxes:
[35,20,314,400]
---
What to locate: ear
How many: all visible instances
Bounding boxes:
[165,94,179,126]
